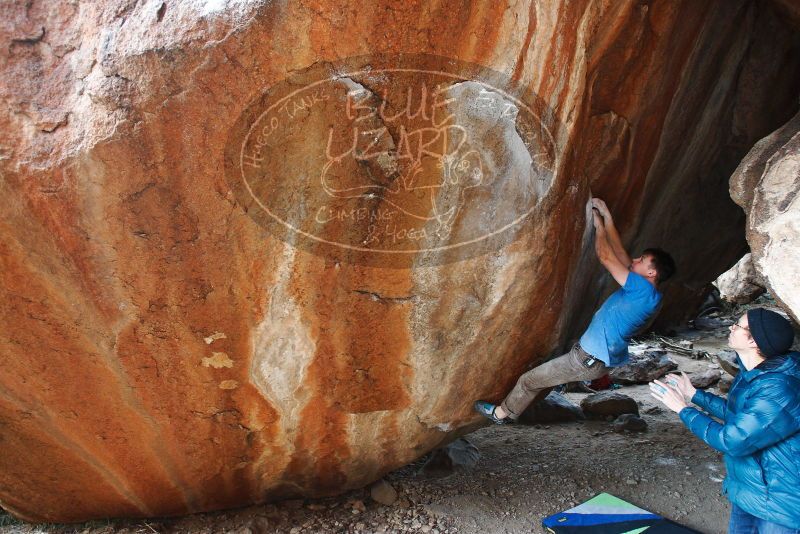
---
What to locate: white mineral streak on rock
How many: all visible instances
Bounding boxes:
[250,245,316,426]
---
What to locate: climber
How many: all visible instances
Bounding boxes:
[474,197,676,423]
[650,308,800,532]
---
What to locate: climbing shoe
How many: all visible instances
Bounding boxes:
[474,401,511,425]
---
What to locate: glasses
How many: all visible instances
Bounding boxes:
[731,322,750,331]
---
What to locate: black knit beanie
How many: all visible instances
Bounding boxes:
[747,308,795,358]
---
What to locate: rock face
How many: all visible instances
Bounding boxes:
[731,110,800,322]
[691,369,722,389]
[714,253,766,305]
[369,479,398,506]
[716,350,741,377]
[580,392,639,419]
[1,0,800,523]
[419,439,480,479]
[609,350,678,385]
[612,414,648,433]
[518,391,584,424]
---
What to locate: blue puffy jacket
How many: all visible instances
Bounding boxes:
[680,351,800,529]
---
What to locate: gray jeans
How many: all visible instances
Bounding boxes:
[501,343,608,418]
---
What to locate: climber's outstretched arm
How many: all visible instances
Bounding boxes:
[593,208,629,287]
[592,198,632,268]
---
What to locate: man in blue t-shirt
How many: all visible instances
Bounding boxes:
[475,198,676,424]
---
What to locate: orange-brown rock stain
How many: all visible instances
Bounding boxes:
[299,0,508,64]
[0,398,145,523]
[0,225,188,519]
[511,2,538,84]
[71,116,288,514]
[3,0,799,522]
[2,166,120,323]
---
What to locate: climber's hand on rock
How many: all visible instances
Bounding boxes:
[592,208,605,230]
[591,198,612,220]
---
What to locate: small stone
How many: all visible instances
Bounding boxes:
[610,350,678,384]
[716,351,740,377]
[419,438,480,478]
[249,517,271,534]
[581,391,639,418]
[370,479,399,506]
[396,497,412,508]
[352,500,366,512]
[518,391,585,423]
[612,414,648,433]
[718,376,734,393]
[283,499,304,510]
[262,504,279,517]
[691,369,721,389]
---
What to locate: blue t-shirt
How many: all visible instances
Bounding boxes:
[579,272,662,367]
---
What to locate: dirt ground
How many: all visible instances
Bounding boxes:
[2,306,766,534]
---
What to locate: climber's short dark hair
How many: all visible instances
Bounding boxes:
[642,248,676,284]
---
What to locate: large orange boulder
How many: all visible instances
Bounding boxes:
[1,0,799,522]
